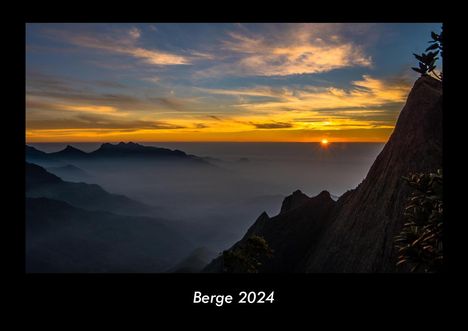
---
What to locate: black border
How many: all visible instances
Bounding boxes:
[9,8,461,315]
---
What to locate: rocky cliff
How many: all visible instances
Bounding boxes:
[204,76,443,273]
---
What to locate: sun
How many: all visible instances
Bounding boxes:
[320,138,329,146]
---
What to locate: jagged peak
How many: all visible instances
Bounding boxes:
[257,211,270,221]
[64,145,82,151]
[100,142,145,149]
[56,145,87,154]
[95,142,189,157]
[280,190,310,214]
[316,190,331,199]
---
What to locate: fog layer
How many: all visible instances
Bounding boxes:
[29,142,384,262]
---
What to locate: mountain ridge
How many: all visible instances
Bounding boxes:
[26,162,157,216]
[26,142,210,166]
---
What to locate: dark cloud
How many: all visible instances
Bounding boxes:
[94,80,127,89]
[147,97,185,111]
[26,72,192,112]
[26,71,77,94]
[27,113,185,130]
[251,122,293,129]
[194,123,209,129]
[27,72,140,107]
[208,115,222,121]
[306,103,405,114]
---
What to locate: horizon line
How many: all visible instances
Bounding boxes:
[26,140,388,144]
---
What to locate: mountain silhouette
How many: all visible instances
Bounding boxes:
[48,145,89,159]
[26,197,192,272]
[46,164,93,182]
[25,145,58,165]
[167,246,217,273]
[91,141,187,158]
[26,162,156,216]
[26,145,47,157]
[26,142,209,164]
[280,189,310,214]
[204,75,443,273]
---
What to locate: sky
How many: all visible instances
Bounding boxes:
[26,23,442,142]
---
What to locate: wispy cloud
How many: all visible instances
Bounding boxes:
[201,75,411,113]
[198,75,411,132]
[42,26,192,66]
[250,121,293,129]
[27,113,185,130]
[198,24,372,77]
[26,71,201,114]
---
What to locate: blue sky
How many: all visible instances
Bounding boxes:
[26,23,442,142]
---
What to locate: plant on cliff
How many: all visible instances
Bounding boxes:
[395,169,443,272]
[222,235,273,273]
[412,27,443,80]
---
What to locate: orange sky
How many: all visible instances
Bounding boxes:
[25,23,435,143]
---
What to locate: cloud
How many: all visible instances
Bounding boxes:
[251,121,293,129]
[147,97,186,111]
[197,86,284,99]
[210,75,412,113]
[27,113,185,130]
[94,80,127,89]
[128,27,141,39]
[142,76,161,84]
[43,27,191,66]
[208,115,223,121]
[56,104,118,114]
[26,72,199,114]
[198,24,372,77]
[197,74,411,132]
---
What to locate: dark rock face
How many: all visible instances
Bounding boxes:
[306,76,442,272]
[203,76,442,273]
[204,190,336,272]
[280,190,310,214]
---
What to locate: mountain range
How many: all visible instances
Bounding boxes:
[26,142,210,165]
[25,161,197,272]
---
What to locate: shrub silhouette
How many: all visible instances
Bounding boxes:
[222,235,273,273]
[394,169,443,272]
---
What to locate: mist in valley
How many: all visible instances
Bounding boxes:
[28,142,384,272]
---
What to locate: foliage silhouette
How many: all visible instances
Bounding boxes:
[222,235,273,273]
[412,27,443,80]
[395,169,443,272]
